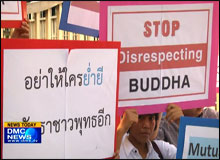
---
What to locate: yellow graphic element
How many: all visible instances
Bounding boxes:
[4,122,41,128]
[216,93,219,112]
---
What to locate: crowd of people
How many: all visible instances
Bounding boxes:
[9,19,219,159]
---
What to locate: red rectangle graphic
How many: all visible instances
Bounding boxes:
[120,43,207,71]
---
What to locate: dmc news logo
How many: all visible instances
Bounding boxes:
[4,122,41,143]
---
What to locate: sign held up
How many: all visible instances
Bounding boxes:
[1,39,120,159]
[100,1,219,115]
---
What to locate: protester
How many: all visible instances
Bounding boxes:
[114,108,176,159]
[156,103,219,147]
[11,19,29,39]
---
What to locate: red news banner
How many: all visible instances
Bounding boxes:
[101,2,219,114]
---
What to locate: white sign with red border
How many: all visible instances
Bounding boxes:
[1,1,26,28]
[102,2,219,114]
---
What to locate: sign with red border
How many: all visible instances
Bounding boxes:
[100,1,219,115]
[1,1,27,28]
[1,39,120,159]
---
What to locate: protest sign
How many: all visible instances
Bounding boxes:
[59,1,99,37]
[100,1,219,115]
[176,116,219,159]
[1,39,120,159]
[1,1,26,28]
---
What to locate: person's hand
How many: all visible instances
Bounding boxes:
[11,20,29,39]
[165,104,184,125]
[116,109,138,156]
[118,109,138,134]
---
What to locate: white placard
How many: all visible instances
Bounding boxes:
[183,126,219,159]
[1,1,22,21]
[107,3,213,108]
[3,48,118,159]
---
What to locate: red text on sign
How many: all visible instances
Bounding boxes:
[144,20,180,37]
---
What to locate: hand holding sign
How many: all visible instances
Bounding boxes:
[11,20,29,39]
[165,104,184,125]
[118,109,138,134]
[116,108,138,156]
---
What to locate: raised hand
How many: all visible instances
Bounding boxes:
[165,104,184,125]
[11,20,29,39]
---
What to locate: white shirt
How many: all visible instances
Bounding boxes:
[119,134,176,159]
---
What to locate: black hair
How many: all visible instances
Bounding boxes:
[154,113,159,131]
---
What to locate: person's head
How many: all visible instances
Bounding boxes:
[182,107,204,117]
[128,113,158,144]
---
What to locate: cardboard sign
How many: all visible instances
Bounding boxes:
[1,39,120,159]
[100,1,219,115]
[176,117,219,159]
[59,1,99,37]
[1,1,26,28]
